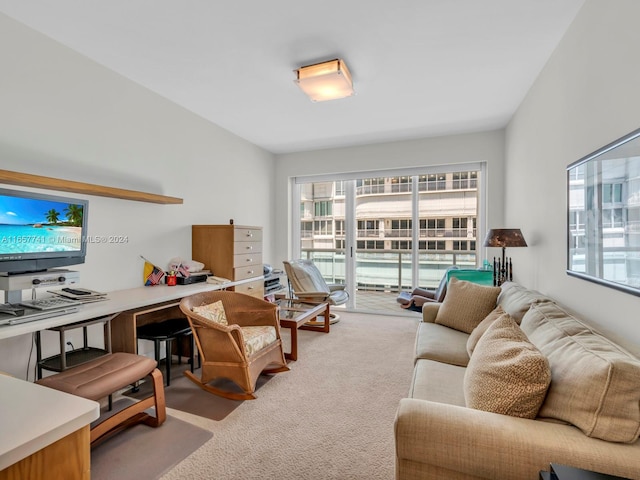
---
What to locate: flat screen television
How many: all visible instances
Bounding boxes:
[0,187,88,274]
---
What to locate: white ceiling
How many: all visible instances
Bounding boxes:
[0,0,585,154]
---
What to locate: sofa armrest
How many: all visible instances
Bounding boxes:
[394,398,640,480]
[421,303,440,323]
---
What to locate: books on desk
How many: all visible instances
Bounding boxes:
[0,304,80,326]
[48,288,109,303]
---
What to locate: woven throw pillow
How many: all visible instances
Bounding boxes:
[435,278,501,334]
[192,300,228,326]
[466,305,505,357]
[464,314,551,419]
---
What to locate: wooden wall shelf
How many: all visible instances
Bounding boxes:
[0,169,183,204]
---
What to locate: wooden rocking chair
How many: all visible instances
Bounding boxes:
[179,290,289,400]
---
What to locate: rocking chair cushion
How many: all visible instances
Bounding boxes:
[193,300,228,326]
[241,326,277,356]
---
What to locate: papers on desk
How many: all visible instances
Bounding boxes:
[206,276,231,285]
[48,288,109,303]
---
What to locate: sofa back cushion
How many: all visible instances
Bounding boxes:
[435,278,501,334]
[521,302,640,443]
[464,314,551,419]
[497,282,552,324]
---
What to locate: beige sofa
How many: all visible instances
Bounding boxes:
[394,281,640,480]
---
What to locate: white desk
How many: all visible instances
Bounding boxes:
[0,277,263,342]
[0,277,261,477]
[0,374,99,477]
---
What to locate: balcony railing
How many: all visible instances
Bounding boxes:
[357,229,382,237]
[359,228,477,239]
[300,248,477,293]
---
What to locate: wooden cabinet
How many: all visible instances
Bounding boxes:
[192,225,264,299]
[110,300,183,354]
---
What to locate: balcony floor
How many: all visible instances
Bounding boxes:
[345,289,420,317]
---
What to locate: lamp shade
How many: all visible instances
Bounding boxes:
[483,229,528,248]
[294,59,354,102]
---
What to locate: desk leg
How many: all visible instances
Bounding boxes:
[59,330,67,371]
[104,319,112,353]
[35,332,43,380]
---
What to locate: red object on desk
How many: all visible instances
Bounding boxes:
[166,275,177,286]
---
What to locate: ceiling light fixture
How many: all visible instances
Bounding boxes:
[294,59,354,102]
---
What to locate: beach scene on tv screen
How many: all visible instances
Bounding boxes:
[0,195,83,254]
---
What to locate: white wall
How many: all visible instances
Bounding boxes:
[505,0,640,354]
[274,130,506,269]
[0,14,276,377]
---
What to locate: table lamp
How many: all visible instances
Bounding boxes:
[482,228,527,286]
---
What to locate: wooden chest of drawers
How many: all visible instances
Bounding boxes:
[192,225,264,299]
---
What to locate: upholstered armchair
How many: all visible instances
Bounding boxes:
[283,260,348,318]
[179,291,289,400]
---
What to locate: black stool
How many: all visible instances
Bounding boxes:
[136,318,198,386]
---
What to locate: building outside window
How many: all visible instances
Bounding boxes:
[356,178,385,195]
[390,219,412,238]
[427,240,446,250]
[314,201,332,217]
[313,220,333,235]
[357,240,385,250]
[357,220,380,237]
[419,173,446,191]
[390,176,412,193]
[294,167,482,305]
[452,171,478,189]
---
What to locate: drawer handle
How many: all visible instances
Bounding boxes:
[246,258,253,262]
[246,231,253,237]
[248,286,254,290]
[247,270,254,275]
[246,246,253,250]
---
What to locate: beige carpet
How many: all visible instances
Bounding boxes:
[159,311,418,480]
[125,367,261,421]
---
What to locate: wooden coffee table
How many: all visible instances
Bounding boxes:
[278,300,330,361]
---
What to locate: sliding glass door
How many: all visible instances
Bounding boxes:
[292,164,484,312]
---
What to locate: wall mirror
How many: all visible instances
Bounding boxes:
[567,128,640,296]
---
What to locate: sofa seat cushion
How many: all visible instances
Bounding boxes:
[435,278,501,334]
[415,322,470,367]
[497,282,552,324]
[521,302,640,443]
[409,359,466,406]
[464,314,551,419]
